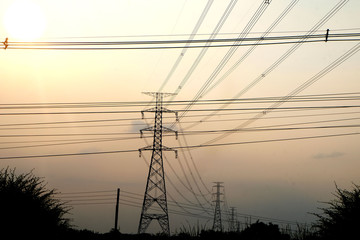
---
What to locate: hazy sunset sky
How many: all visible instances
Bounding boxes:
[0,0,359,234]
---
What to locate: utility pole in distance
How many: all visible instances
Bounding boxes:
[212,182,224,232]
[114,188,120,231]
[138,92,178,235]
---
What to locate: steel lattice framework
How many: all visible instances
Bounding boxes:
[212,182,224,232]
[138,92,178,235]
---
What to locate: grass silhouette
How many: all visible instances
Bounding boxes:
[0,167,70,239]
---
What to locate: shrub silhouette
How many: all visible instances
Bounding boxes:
[241,221,290,240]
[313,183,360,240]
[0,167,70,239]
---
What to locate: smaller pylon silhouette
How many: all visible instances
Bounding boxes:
[212,182,224,232]
[229,207,237,232]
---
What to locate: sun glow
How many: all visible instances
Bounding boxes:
[4,0,46,41]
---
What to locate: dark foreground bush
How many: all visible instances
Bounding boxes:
[0,167,70,239]
[241,221,290,240]
[313,183,360,240]
[198,222,290,240]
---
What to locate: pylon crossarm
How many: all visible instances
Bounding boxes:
[140,127,154,138]
[138,146,153,155]
[162,126,176,132]
[161,146,178,158]
[163,127,178,139]
[142,106,177,115]
[142,92,176,98]
[141,107,157,113]
[160,107,177,114]
[161,146,174,151]
[140,126,177,137]
[139,146,177,154]
[141,126,154,132]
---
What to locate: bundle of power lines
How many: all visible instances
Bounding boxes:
[2,32,360,50]
[0,92,360,160]
[58,189,303,229]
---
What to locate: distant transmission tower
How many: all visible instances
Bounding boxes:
[212,182,224,232]
[138,92,178,235]
[229,207,237,232]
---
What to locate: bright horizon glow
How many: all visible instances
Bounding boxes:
[3,0,46,41]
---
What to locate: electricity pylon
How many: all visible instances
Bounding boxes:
[212,182,224,232]
[229,207,237,232]
[138,92,178,235]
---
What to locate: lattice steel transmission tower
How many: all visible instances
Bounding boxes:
[229,207,237,232]
[138,92,178,235]
[212,182,224,232]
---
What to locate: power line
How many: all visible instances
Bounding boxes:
[4,34,359,50]
[1,122,359,140]
[1,91,359,107]
[175,137,213,202]
[10,27,358,40]
[204,41,360,144]
[1,116,359,150]
[167,0,239,99]
[1,104,360,115]
[157,0,214,92]
[202,0,299,96]
[59,190,114,195]
[177,0,350,132]
[1,107,359,129]
[175,0,272,122]
[2,95,360,109]
[0,136,146,150]
[5,32,359,47]
[141,153,206,210]
[182,111,360,130]
[60,189,303,226]
[177,130,212,195]
[1,131,358,160]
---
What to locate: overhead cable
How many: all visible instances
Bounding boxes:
[1,132,359,160]
[180,0,350,132]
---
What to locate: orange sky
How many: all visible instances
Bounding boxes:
[0,0,359,234]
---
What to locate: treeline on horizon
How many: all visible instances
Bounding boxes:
[0,167,359,240]
[63,221,308,240]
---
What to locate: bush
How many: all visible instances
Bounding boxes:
[241,221,290,240]
[313,183,360,240]
[0,167,70,239]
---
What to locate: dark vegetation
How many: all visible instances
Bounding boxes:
[0,167,70,239]
[313,183,360,240]
[1,167,359,240]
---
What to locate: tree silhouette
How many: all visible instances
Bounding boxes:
[0,167,70,239]
[313,183,360,240]
[241,221,290,240]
